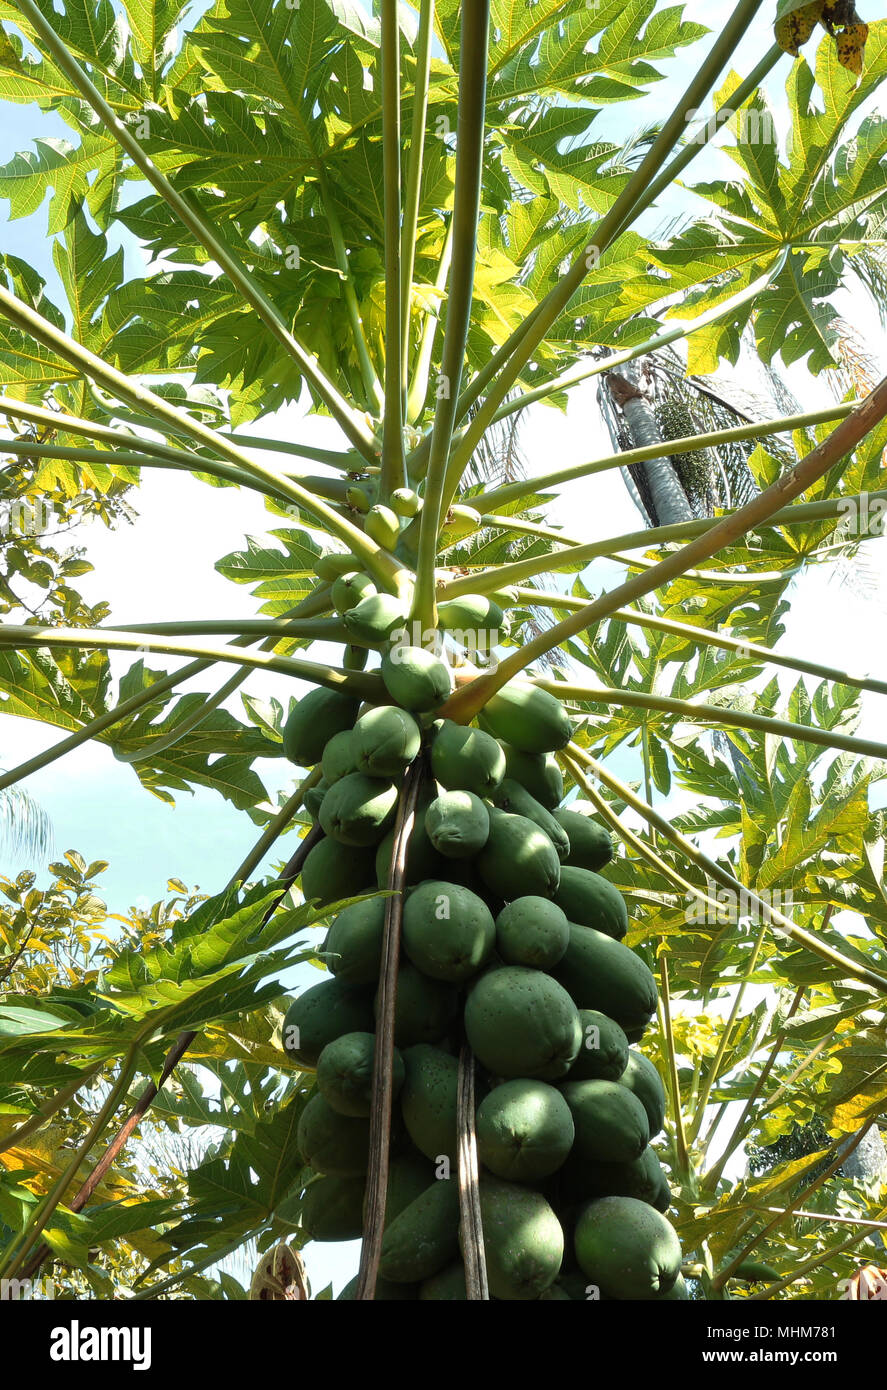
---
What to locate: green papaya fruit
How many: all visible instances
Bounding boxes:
[316,551,358,582]
[345,483,375,513]
[478,681,572,753]
[733,1260,781,1284]
[568,1008,629,1082]
[430,719,506,795]
[553,867,628,940]
[559,1079,649,1165]
[375,823,446,887]
[303,779,329,820]
[477,808,561,900]
[283,688,360,766]
[400,1044,459,1164]
[344,592,407,645]
[337,1274,416,1300]
[437,594,505,634]
[300,836,377,908]
[352,704,421,778]
[316,1031,404,1117]
[559,1144,666,1209]
[301,1175,366,1242]
[476,1079,574,1182]
[365,503,400,549]
[478,1178,563,1300]
[370,1151,434,1226]
[391,487,422,518]
[320,729,359,785]
[574,1195,681,1299]
[378,962,460,1047]
[402,879,495,983]
[619,1048,667,1137]
[440,503,481,542]
[343,643,369,672]
[282,977,374,1067]
[380,645,452,712]
[502,746,563,810]
[494,896,569,969]
[490,778,571,860]
[424,789,490,859]
[297,1092,371,1176]
[552,924,657,1035]
[553,804,614,872]
[332,570,377,615]
[464,965,581,1081]
[419,1263,467,1300]
[379,1178,460,1283]
[319,772,398,847]
[323,897,385,987]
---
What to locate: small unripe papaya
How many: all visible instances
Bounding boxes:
[391,487,422,517]
[365,504,401,550]
[440,504,481,544]
[332,570,377,614]
[316,551,357,582]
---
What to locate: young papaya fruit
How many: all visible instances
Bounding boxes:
[402,879,496,983]
[490,778,570,860]
[574,1196,681,1300]
[282,977,374,1067]
[353,704,422,777]
[424,789,490,859]
[320,729,358,785]
[494,895,570,969]
[437,594,505,634]
[464,965,581,1080]
[380,644,453,712]
[478,680,572,753]
[300,836,377,907]
[477,808,561,900]
[332,570,377,614]
[553,804,614,872]
[476,1079,574,1182]
[552,866,628,940]
[319,772,398,847]
[316,1031,404,1117]
[316,551,358,582]
[391,487,422,517]
[502,746,564,810]
[430,719,506,795]
[478,1178,564,1300]
[365,503,401,550]
[297,1092,371,1176]
[283,687,361,766]
[343,592,407,645]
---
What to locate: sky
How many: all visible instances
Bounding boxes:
[1,0,886,1296]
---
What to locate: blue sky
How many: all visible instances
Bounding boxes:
[1,1,886,1295]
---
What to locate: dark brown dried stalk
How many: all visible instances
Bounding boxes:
[457,1043,488,1299]
[356,759,424,1299]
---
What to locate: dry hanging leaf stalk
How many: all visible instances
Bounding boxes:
[457,1044,489,1300]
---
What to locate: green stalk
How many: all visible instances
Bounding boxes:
[320,171,384,413]
[702,986,806,1191]
[481,514,583,547]
[747,1215,886,1301]
[438,0,770,499]
[486,247,789,426]
[713,1122,875,1291]
[474,403,855,515]
[0,1062,103,1156]
[114,664,253,765]
[400,0,436,396]
[12,0,375,461]
[231,770,322,887]
[0,437,334,506]
[0,283,406,594]
[658,953,690,1179]
[570,743,887,994]
[0,590,335,794]
[522,593,887,699]
[109,617,348,641]
[0,1045,141,1280]
[685,921,769,1146]
[221,434,358,469]
[0,625,384,697]
[407,216,454,428]
[412,0,492,627]
[439,378,887,719]
[543,677,887,761]
[379,0,406,498]
[442,483,877,601]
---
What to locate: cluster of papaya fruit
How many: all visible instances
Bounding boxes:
[281,632,684,1300]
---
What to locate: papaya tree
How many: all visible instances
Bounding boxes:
[0,0,886,1302]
